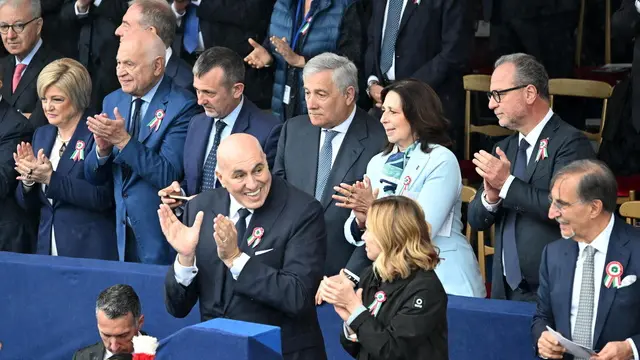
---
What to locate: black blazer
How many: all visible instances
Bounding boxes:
[164,176,327,360]
[340,267,448,360]
[467,114,596,299]
[72,341,105,360]
[272,107,386,276]
[0,100,35,253]
[0,43,63,129]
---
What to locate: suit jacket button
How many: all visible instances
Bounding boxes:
[123,193,128,198]
[121,220,126,225]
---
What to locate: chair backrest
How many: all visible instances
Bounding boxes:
[620,201,640,225]
[463,74,515,160]
[548,78,613,149]
[460,186,491,283]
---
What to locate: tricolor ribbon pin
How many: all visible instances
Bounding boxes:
[247,227,265,248]
[367,291,387,317]
[147,109,165,132]
[604,261,623,288]
[400,175,412,195]
[69,140,85,162]
[536,138,549,162]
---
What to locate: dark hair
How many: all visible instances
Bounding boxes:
[380,79,453,154]
[128,0,176,47]
[494,53,550,101]
[551,159,618,213]
[192,47,245,88]
[95,284,141,322]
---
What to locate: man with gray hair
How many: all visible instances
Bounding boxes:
[468,53,596,301]
[73,284,145,360]
[273,52,385,282]
[0,0,62,129]
[533,159,640,360]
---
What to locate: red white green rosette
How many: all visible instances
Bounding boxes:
[604,261,623,288]
[536,138,549,162]
[132,335,158,360]
[70,140,85,161]
[147,109,165,132]
[247,227,265,248]
[400,175,412,195]
[367,291,387,317]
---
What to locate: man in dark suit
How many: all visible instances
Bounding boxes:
[364,0,473,154]
[0,0,62,129]
[533,159,640,360]
[161,133,327,360]
[0,75,35,253]
[84,31,199,264]
[273,53,385,279]
[73,284,146,360]
[468,53,595,301]
[115,0,194,93]
[170,0,275,109]
[159,47,281,208]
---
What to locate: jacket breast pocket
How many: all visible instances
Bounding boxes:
[253,246,283,267]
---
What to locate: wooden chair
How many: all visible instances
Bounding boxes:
[461,75,515,185]
[574,0,611,67]
[548,79,613,150]
[619,201,640,226]
[460,185,493,283]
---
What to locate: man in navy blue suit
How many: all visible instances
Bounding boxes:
[159,46,281,209]
[533,159,640,360]
[85,31,199,264]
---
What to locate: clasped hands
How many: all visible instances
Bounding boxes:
[86,107,131,156]
[316,270,364,322]
[472,147,511,202]
[13,142,53,185]
[538,331,633,360]
[158,205,242,268]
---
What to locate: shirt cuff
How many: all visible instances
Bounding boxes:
[481,190,502,212]
[191,0,201,5]
[367,75,380,86]
[346,305,368,326]
[173,255,198,286]
[230,253,250,280]
[499,175,515,199]
[74,2,89,16]
[343,322,358,342]
[635,0,640,13]
[93,0,102,6]
[628,338,639,360]
[96,147,111,165]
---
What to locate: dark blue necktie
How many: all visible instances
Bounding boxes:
[503,138,529,290]
[122,98,143,182]
[236,208,251,245]
[183,5,200,54]
[201,120,227,192]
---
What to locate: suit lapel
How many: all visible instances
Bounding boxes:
[3,58,15,104]
[524,116,559,183]
[398,0,418,34]
[193,116,215,193]
[231,101,250,134]
[13,46,45,99]
[558,242,579,339]
[504,134,519,174]
[56,118,91,176]
[395,145,429,195]
[165,54,178,79]
[242,177,287,254]
[593,221,631,346]
[139,78,171,144]
[300,120,321,195]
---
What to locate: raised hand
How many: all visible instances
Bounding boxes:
[158,204,204,266]
[270,36,305,68]
[87,107,131,150]
[473,147,511,190]
[213,215,241,267]
[244,38,273,69]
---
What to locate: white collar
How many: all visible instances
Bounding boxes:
[15,38,42,65]
[132,76,163,104]
[519,108,554,148]
[165,47,172,67]
[578,215,615,257]
[323,105,356,134]
[229,191,254,218]
[214,96,244,129]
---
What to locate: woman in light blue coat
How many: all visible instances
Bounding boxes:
[334,79,485,297]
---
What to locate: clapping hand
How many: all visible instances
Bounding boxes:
[213,215,241,267]
[158,204,204,266]
[316,271,353,305]
[333,176,378,226]
[14,148,53,185]
[473,147,511,190]
[319,270,364,319]
[86,108,131,151]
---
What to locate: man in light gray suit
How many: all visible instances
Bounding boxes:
[273,53,385,284]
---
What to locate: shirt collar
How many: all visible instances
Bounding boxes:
[578,214,615,256]
[229,190,254,217]
[519,108,554,147]
[16,38,42,65]
[324,105,356,134]
[132,77,163,105]
[216,96,244,129]
[165,47,172,67]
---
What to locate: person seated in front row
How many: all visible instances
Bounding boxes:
[320,195,448,360]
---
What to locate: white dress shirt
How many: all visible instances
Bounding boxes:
[569,216,638,359]
[165,47,173,67]
[367,0,409,86]
[319,105,356,167]
[203,97,244,168]
[174,193,253,286]
[171,0,205,52]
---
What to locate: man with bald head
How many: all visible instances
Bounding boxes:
[161,133,328,360]
[85,30,199,264]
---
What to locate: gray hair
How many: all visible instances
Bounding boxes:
[127,0,175,47]
[495,53,549,101]
[95,285,141,324]
[0,0,41,18]
[551,159,618,213]
[303,52,359,97]
[193,46,245,88]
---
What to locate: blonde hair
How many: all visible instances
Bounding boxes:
[367,196,440,282]
[37,58,91,113]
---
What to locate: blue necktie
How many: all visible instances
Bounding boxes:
[201,120,227,192]
[380,0,404,75]
[315,130,339,200]
[122,98,144,182]
[503,138,529,290]
[183,5,199,54]
[236,208,251,244]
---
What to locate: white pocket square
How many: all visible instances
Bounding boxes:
[619,275,637,288]
[255,248,274,256]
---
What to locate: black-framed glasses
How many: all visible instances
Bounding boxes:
[548,195,583,213]
[486,85,527,103]
[0,17,40,34]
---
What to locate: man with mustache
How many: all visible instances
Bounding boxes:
[467,53,595,301]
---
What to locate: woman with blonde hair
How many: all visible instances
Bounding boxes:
[13,58,117,260]
[320,196,448,360]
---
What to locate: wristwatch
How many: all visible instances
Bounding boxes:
[343,269,359,286]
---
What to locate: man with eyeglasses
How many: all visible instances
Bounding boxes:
[533,159,640,360]
[467,53,595,301]
[0,0,62,129]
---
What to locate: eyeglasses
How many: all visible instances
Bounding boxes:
[548,195,582,213]
[486,85,527,103]
[0,17,40,34]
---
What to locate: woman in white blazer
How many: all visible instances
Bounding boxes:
[335,79,485,297]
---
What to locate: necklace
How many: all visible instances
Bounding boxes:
[57,131,70,157]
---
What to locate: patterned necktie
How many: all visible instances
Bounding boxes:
[12,63,27,93]
[315,130,339,200]
[122,98,144,182]
[573,245,596,358]
[503,138,530,290]
[380,0,404,75]
[235,208,251,244]
[201,120,227,192]
[183,5,200,54]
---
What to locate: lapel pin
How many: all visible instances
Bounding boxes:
[368,291,387,317]
[147,109,165,132]
[247,227,265,248]
[535,138,549,162]
[400,175,412,195]
[70,140,85,162]
[604,261,623,288]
